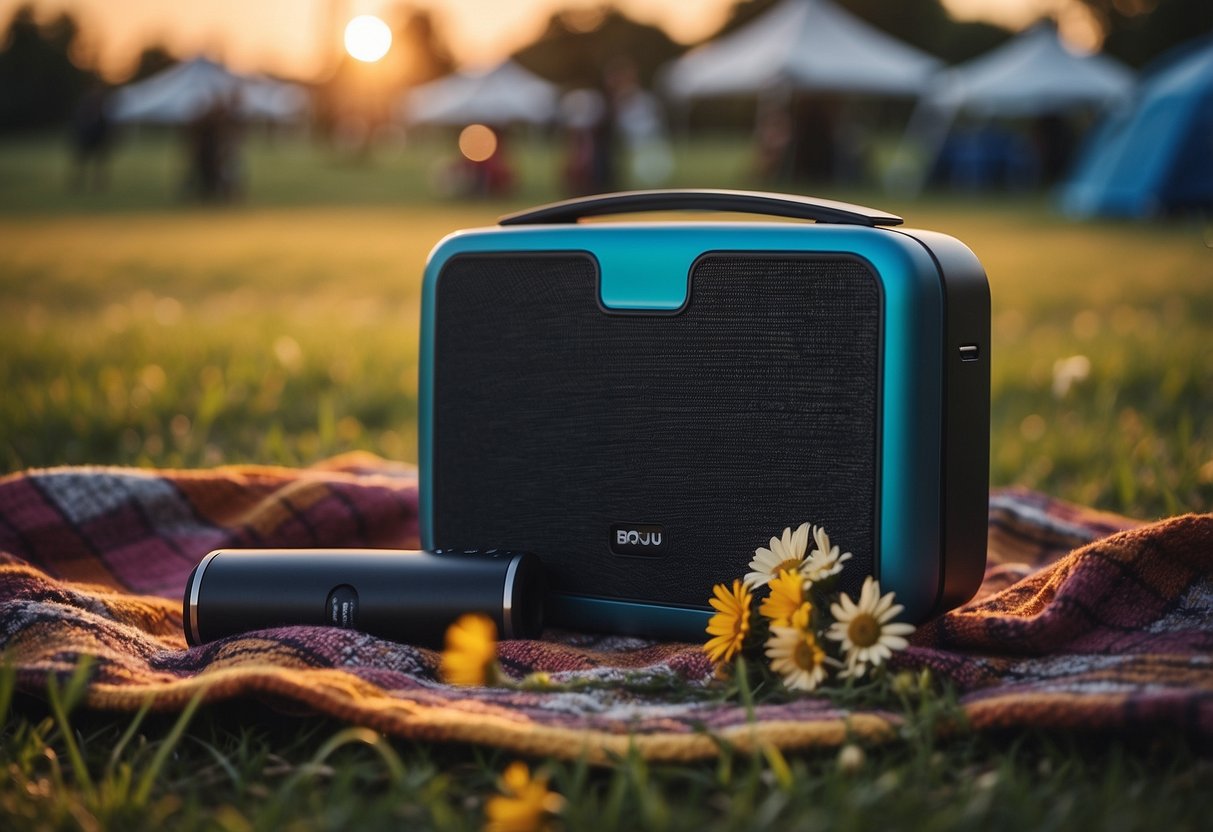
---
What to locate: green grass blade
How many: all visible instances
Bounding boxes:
[133,690,205,806]
[45,656,97,803]
[0,655,16,728]
[106,696,153,778]
[305,726,407,785]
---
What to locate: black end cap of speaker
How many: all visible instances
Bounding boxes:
[505,552,546,640]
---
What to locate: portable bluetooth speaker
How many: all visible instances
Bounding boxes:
[419,190,989,640]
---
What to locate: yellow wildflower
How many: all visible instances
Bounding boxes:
[484,761,564,832]
[441,613,500,686]
[704,579,752,665]
[759,569,808,626]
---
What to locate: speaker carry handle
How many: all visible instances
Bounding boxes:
[499,189,903,228]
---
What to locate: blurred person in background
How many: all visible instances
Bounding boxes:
[68,80,112,192]
[560,88,608,195]
[754,94,793,183]
[436,123,515,199]
[604,57,671,187]
[466,126,514,197]
[789,96,839,183]
[589,77,618,194]
[1032,113,1077,185]
[184,92,244,201]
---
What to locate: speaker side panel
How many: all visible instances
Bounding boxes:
[432,252,881,611]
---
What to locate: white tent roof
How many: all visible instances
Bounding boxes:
[400,61,559,126]
[662,0,943,98]
[929,23,1134,116]
[111,58,308,124]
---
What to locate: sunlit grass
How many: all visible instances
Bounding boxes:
[0,206,447,468]
[2,661,1210,831]
[1,134,1209,515]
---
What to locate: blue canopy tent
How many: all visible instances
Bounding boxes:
[1062,37,1213,218]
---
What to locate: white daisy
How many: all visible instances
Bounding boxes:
[764,604,830,692]
[744,522,811,588]
[802,524,852,583]
[827,576,915,679]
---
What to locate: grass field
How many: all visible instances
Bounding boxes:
[2,132,1211,829]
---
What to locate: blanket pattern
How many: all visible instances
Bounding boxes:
[1,454,1209,761]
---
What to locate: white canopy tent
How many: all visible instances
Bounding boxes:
[661,0,943,98]
[891,23,1135,193]
[399,61,559,127]
[928,23,1134,116]
[111,57,309,124]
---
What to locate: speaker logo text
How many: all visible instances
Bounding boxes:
[610,524,665,556]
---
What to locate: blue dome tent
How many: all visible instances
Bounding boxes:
[1062,37,1213,218]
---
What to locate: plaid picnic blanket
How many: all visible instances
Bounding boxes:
[1,454,1209,761]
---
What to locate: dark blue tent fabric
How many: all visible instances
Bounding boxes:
[1061,37,1213,217]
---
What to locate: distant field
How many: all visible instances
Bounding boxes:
[0,129,753,214]
[1,132,1210,522]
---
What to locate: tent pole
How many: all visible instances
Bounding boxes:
[886,96,958,197]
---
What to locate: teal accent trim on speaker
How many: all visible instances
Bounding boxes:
[420,222,945,622]
[546,594,712,640]
[595,244,692,310]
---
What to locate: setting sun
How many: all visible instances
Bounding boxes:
[344,15,392,63]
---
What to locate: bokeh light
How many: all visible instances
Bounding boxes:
[458,124,498,162]
[343,15,392,63]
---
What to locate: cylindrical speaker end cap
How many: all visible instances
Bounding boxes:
[502,552,545,640]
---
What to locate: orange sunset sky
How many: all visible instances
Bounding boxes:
[1,0,1069,80]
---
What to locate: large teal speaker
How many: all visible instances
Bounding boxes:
[419,190,989,640]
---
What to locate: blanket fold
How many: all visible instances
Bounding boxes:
[1,454,1209,761]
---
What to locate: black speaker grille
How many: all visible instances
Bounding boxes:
[433,252,881,608]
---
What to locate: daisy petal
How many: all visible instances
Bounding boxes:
[859,577,877,608]
[743,571,768,588]
[877,603,905,624]
[792,522,809,555]
[881,635,909,651]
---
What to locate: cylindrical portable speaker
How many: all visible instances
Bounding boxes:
[183,548,544,647]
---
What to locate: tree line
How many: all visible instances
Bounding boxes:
[1,0,1208,134]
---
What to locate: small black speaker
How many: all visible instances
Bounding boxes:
[419,190,989,639]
